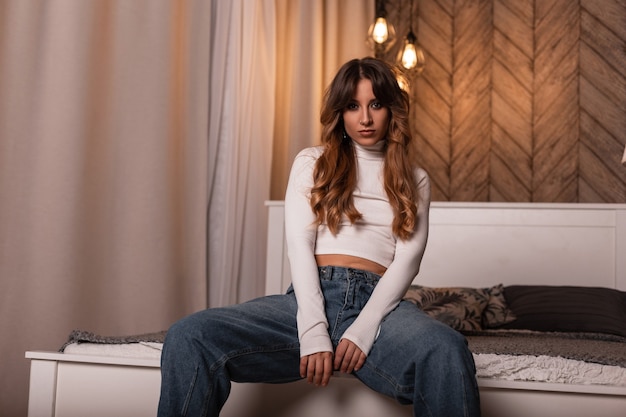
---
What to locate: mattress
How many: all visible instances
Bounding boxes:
[61,332,626,387]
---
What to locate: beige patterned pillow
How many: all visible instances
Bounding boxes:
[403,286,490,331]
[482,284,517,328]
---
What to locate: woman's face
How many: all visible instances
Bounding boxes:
[343,78,389,147]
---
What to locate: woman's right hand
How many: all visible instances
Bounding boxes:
[300,351,333,387]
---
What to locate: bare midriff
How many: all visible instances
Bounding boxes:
[315,254,387,276]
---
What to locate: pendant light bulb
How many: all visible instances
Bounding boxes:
[372,17,390,44]
[398,31,425,73]
[366,1,396,55]
[401,42,417,69]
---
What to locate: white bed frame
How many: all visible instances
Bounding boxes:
[26,201,626,417]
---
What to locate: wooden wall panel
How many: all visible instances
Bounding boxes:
[579,0,626,202]
[490,0,533,201]
[379,0,626,203]
[533,0,579,202]
[450,0,492,200]
[410,0,454,201]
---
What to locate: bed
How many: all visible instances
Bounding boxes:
[26,201,626,417]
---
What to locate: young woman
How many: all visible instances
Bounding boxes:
[158,57,480,417]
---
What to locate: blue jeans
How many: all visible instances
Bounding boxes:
[157,266,480,416]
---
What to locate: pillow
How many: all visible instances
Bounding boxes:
[403,286,490,331]
[500,285,626,337]
[482,284,517,328]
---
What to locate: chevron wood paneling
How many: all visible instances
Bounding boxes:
[579,0,626,203]
[379,0,626,203]
[409,0,454,201]
[449,0,492,200]
[533,0,580,202]
[490,0,533,201]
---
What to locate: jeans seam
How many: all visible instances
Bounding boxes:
[361,361,412,394]
[360,361,432,416]
[181,364,199,416]
[330,308,344,341]
[209,343,300,380]
[329,273,353,341]
[460,370,469,417]
[207,343,301,377]
[196,343,299,416]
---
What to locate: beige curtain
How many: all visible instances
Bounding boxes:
[272,0,375,199]
[207,0,277,307]
[0,0,372,414]
[0,1,211,414]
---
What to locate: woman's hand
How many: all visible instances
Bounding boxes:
[334,338,366,374]
[300,351,333,387]
[300,339,366,387]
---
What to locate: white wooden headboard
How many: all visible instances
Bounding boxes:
[265,201,626,294]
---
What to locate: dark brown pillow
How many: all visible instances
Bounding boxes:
[500,285,626,337]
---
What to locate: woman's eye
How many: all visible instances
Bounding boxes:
[371,101,382,109]
[347,103,359,110]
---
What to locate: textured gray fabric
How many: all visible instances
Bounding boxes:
[465,330,626,368]
[60,329,167,352]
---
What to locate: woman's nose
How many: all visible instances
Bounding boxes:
[359,109,372,126]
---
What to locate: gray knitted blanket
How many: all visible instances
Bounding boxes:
[465,330,626,368]
[60,329,167,352]
[60,328,626,368]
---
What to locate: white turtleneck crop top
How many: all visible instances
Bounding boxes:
[284,141,431,357]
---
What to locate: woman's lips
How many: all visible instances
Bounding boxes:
[359,129,375,137]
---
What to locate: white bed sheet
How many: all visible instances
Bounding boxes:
[474,353,626,387]
[63,342,162,359]
[62,342,626,387]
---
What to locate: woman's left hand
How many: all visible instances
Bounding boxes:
[334,338,366,374]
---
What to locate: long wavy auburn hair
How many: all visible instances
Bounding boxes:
[310,57,419,240]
